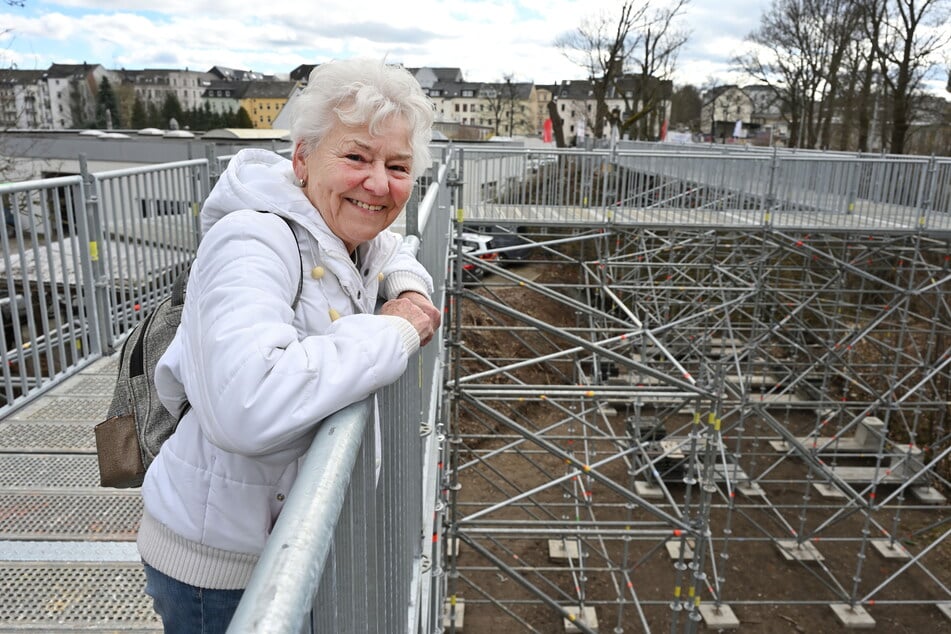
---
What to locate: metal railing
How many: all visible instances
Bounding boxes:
[228,145,454,634]
[1,139,949,631]
[458,146,951,233]
[0,174,98,410]
[0,141,455,632]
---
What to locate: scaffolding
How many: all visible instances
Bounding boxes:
[438,146,951,633]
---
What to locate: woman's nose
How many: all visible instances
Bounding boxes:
[363,161,389,195]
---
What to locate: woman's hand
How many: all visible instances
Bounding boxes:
[381,291,441,347]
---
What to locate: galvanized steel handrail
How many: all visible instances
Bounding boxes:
[226,147,455,634]
[227,398,373,633]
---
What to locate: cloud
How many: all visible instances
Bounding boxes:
[1,0,947,96]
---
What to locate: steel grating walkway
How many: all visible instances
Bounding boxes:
[0,355,161,633]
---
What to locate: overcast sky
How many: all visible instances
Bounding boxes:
[1,0,948,95]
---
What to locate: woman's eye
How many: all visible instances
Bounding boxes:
[345,154,365,162]
[389,164,410,174]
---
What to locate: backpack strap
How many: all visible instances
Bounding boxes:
[266,213,303,311]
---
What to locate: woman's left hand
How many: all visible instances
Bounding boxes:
[396,291,441,346]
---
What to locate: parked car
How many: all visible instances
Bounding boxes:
[469,225,533,262]
[453,231,498,282]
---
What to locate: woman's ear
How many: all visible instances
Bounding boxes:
[291,142,307,182]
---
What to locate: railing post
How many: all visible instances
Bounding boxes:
[917,155,938,230]
[78,154,109,355]
[763,146,778,229]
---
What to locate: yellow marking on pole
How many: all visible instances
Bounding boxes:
[674,586,682,597]
[456,208,464,222]
[89,241,99,262]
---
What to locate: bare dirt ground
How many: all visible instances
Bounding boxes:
[447,262,951,633]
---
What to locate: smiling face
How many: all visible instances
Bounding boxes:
[293,116,414,253]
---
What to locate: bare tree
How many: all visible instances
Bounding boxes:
[735,0,862,149]
[555,1,644,139]
[669,84,703,130]
[624,0,690,139]
[861,0,950,154]
[555,0,689,141]
[484,75,534,137]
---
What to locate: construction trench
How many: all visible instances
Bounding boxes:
[438,223,951,633]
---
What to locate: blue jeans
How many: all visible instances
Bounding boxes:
[143,563,244,634]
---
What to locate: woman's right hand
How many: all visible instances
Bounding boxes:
[380,296,437,347]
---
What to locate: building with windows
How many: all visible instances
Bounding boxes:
[701,85,755,140]
[117,68,214,114]
[241,81,298,129]
[0,70,51,129]
[44,63,112,129]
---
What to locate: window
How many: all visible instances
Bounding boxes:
[455,104,459,112]
[463,104,468,112]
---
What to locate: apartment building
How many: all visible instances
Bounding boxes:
[426,79,539,137]
[241,81,298,129]
[0,70,51,129]
[0,62,673,141]
[118,68,215,114]
[700,85,755,139]
[45,63,112,129]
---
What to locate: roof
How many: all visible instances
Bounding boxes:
[479,81,535,100]
[243,81,297,99]
[428,81,488,98]
[207,66,268,81]
[290,64,317,82]
[202,128,290,140]
[0,69,47,84]
[46,63,102,79]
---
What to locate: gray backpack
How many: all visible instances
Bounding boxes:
[94,214,302,487]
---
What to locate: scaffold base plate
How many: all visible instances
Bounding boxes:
[698,603,740,629]
[442,598,465,631]
[871,539,911,560]
[549,539,580,561]
[777,540,824,561]
[830,604,876,629]
[563,605,598,633]
[911,486,947,504]
[737,481,766,497]
[634,481,663,498]
[813,482,848,498]
[664,539,695,561]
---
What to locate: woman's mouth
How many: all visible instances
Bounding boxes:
[348,198,385,212]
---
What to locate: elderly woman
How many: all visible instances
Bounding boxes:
[138,59,440,632]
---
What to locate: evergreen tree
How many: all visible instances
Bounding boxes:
[201,102,215,130]
[95,77,120,129]
[234,106,254,128]
[147,102,162,128]
[130,96,148,129]
[161,92,184,129]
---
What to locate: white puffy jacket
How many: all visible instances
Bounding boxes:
[137,148,433,589]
